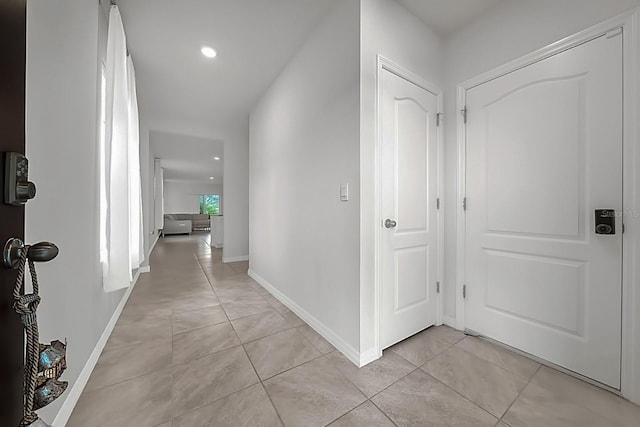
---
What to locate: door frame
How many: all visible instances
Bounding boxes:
[455,9,640,403]
[374,55,444,358]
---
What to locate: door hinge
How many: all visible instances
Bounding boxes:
[436,282,440,293]
[622,223,626,233]
[461,107,467,124]
[462,197,467,211]
[462,284,467,299]
[436,113,443,127]
[436,197,440,210]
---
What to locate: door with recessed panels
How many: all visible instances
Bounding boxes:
[381,69,439,349]
[464,32,623,388]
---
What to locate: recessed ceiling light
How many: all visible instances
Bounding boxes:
[213,156,220,160]
[209,177,215,180]
[201,46,217,59]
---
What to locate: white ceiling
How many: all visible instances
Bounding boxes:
[117,0,339,128]
[119,0,508,182]
[398,0,509,37]
[150,131,224,184]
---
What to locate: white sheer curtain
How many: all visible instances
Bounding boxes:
[101,5,144,292]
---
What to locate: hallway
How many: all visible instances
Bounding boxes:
[67,235,640,427]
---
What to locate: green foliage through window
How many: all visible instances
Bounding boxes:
[199,194,220,215]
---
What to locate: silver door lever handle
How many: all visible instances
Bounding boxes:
[384,219,397,229]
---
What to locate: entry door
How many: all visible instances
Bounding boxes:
[0,1,27,425]
[465,32,623,388]
[381,69,439,349]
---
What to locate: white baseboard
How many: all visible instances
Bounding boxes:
[51,270,142,426]
[223,255,248,263]
[248,269,363,367]
[359,347,382,367]
[149,232,160,255]
[138,266,150,273]
[442,315,458,329]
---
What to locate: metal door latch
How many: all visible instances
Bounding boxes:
[384,219,397,229]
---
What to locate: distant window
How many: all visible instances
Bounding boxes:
[199,194,220,215]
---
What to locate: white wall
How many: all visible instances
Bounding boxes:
[222,121,249,261]
[25,0,127,422]
[359,0,443,355]
[250,0,361,353]
[441,0,640,321]
[164,180,223,214]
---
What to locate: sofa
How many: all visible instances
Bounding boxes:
[163,214,192,235]
[163,213,211,235]
[191,214,211,231]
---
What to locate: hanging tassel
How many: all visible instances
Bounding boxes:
[12,246,67,427]
[24,419,51,427]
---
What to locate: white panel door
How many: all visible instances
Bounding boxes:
[381,69,439,349]
[465,33,623,388]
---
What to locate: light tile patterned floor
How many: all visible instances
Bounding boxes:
[67,235,640,427]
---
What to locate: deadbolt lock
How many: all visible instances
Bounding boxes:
[594,209,615,235]
[4,152,36,206]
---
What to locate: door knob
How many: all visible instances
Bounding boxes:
[3,238,59,269]
[384,219,397,229]
[28,242,59,263]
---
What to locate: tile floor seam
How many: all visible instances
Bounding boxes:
[251,349,326,382]
[170,318,229,336]
[171,342,246,368]
[238,341,287,427]
[80,365,170,395]
[196,252,223,294]
[296,329,328,357]
[322,403,360,426]
[422,368,501,423]
[425,343,535,417]
[102,335,173,353]
[204,274,273,325]
[228,317,295,344]
[454,337,540,382]
[368,398,401,427]
[247,289,338,354]
[498,363,543,423]
[171,325,242,364]
[220,304,274,322]
[388,338,454,367]
[169,381,261,421]
[361,366,421,401]
[320,397,369,427]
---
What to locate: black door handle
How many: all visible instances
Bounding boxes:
[3,239,58,269]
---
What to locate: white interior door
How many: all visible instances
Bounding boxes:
[381,69,439,349]
[465,32,623,388]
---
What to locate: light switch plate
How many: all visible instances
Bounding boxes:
[340,183,349,201]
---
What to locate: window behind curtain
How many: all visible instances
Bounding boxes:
[199,194,220,215]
